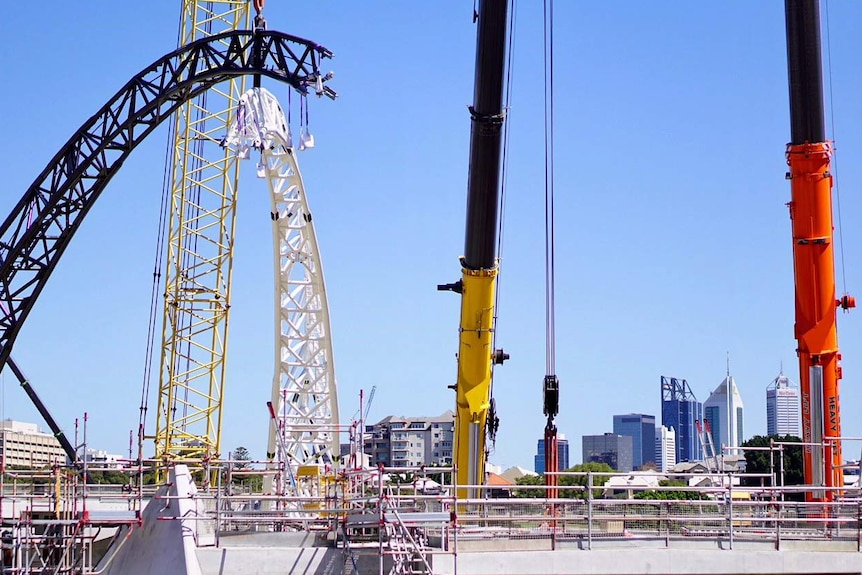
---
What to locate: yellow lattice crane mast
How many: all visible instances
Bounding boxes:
[152,1,252,468]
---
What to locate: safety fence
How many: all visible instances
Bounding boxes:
[453,497,862,549]
[3,462,862,574]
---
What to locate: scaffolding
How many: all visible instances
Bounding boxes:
[0,463,144,574]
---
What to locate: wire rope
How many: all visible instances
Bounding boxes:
[543,0,556,376]
[493,0,517,349]
[483,0,517,453]
[139,106,176,437]
[823,0,848,298]
[139,0,187,442]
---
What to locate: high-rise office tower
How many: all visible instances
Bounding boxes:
[767,369,800,436]
[655,425,676,472]
[612,413,656,469]
[534,434,570,474]
[582,433,633,472]
[661,376,702,462]
[703,373,745,452]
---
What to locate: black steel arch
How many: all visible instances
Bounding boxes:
[0,30,336,371]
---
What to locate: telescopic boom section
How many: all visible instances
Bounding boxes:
[784,0,854,501]
[464,0,508,271]
[443,0,510,498]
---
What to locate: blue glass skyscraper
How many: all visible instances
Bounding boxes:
[613,413,656,469]
[534,435,570,474]
[660,376,702,463]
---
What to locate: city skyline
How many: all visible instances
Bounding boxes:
[419,365,815,471]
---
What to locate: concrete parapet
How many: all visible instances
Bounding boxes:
[433,548,862,575]
[94,465,204,575]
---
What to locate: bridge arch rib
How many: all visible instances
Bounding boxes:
[0,30,336,370]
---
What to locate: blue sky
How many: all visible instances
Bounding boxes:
[1,2,861,469]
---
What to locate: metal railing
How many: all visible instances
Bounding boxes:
[4,461,862,574]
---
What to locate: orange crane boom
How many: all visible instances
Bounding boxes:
[784,0,854,501]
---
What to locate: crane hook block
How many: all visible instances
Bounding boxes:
[839,295,856,310]
[543,374,559,418]
[493,348,509,365]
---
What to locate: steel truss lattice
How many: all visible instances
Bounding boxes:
[0,31,336,395]
[152,0,249,467]
[265,136,339,479]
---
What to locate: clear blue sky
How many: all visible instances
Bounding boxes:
[1,2,861,468]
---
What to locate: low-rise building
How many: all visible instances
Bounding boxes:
[84,449,125,470]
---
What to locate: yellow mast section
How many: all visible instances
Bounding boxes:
[454,268,498,496]
[152,1,249,466]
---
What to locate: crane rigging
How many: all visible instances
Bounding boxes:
[541,0,560,500]
[784,0,854,502]
[438,0,511,497]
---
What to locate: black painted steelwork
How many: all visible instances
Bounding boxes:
[463,0,509,270]
[7,357,77,464]
[0,30,336,372]
[785,0,825,144]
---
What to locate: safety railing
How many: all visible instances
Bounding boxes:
[4,460,862,574]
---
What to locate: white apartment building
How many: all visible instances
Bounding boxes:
[84,449,125,470]
[0,420,66,468]
[655,425,676,472]
[364,411,454,467]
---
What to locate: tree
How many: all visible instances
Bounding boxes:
[513,462,617,499]
[634,479,708,500]
[513,473,545,498]
[741,435,803,499]
[230,446,262,491]
[389,472,415,485]
[559,462,615,499]
[233,446,251,470]
[637,461,658,472]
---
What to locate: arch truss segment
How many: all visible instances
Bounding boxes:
[0,31,336,383]
[224,88,339,491]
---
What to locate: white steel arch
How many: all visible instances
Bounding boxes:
[225,88,339,490]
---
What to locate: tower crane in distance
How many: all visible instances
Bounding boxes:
[438,0,511,498]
